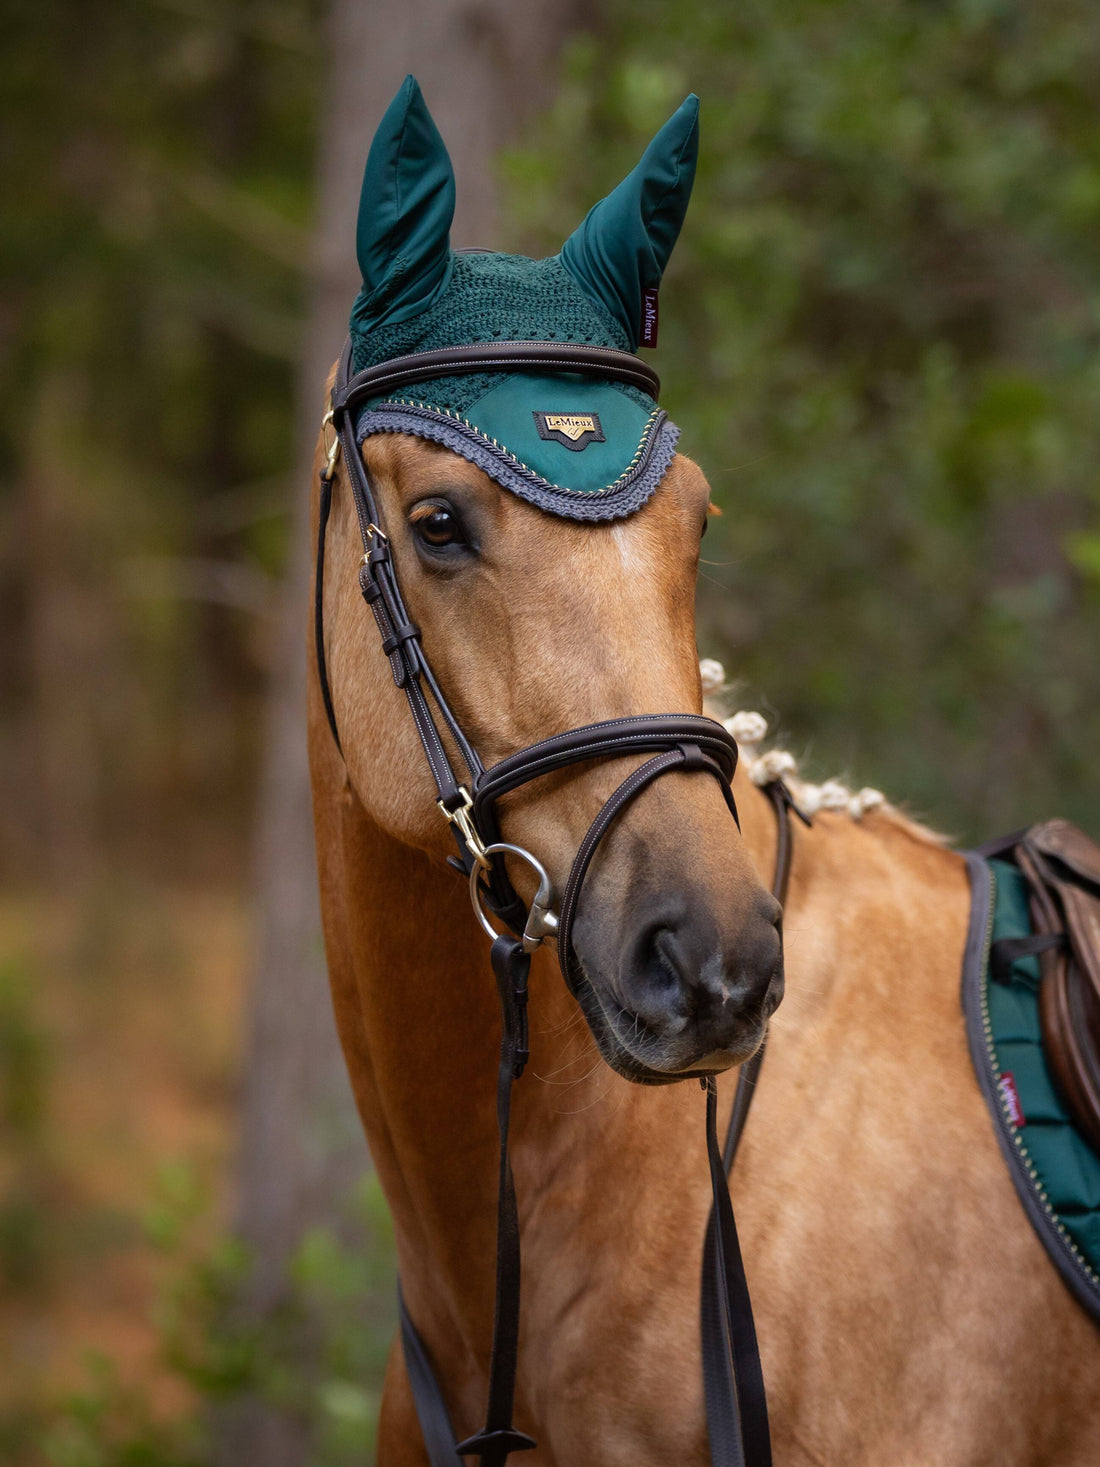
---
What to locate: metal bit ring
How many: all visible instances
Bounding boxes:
[469,843,560,953]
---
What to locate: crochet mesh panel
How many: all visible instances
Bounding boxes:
[350,253,653,414]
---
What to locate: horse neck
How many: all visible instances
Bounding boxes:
[751,792,969,1105]
[325,777,623,1347]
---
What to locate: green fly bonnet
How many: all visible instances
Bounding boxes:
[350,76,698,521]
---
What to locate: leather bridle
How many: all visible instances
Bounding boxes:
[315,335,796,1467]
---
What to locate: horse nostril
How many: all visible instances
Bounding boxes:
[618,903,782,1049]
[626,920,732,1032]
[625,923,693,1033]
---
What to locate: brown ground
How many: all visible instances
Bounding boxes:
[0,882,248,1426]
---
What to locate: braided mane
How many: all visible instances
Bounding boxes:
[699,659,946,846]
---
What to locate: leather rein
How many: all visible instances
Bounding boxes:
[314,336,796,1467]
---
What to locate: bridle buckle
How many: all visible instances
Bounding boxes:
[439,788,490,870]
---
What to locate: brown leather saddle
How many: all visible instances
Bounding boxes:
[1007,819,1100,1156]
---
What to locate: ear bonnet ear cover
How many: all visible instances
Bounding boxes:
[560,95,699,351]
[348,79,699,522]
[351,75,455,335]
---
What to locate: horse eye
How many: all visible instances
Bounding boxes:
[415,505,464,549]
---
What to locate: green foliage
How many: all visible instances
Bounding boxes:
[42,1355,207,1467]
[1,0,321,878]
[36,1167,396,1467]
[505,0,1100,838]
[0,962,50,1141]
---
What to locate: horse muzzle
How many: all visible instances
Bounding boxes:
[572,882,784,1083]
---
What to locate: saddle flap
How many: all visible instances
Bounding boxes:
[1023,819,1100,999]
[1027,817,1100,894]
[1016,819,1100,1155]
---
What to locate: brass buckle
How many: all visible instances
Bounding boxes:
[439,788,490,870]
[361,524,388,566]
[321,406,341,481]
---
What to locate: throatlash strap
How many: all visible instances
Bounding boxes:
[962,854,1100,1323]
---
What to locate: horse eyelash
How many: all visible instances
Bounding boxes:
[409,499,455,524]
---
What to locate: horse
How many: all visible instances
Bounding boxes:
[307,77,1099,1466]
[307,417,1100,1464]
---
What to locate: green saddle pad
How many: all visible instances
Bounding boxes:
[962,852,1100,1323]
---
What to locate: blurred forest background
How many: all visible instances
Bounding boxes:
[2,0,1098,1462]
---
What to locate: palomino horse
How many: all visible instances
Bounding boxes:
[308,423,1100,1463]
[308,79,1099,1467]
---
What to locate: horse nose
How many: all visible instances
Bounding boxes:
[619,892,783,1060]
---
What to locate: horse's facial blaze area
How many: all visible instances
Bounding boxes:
[571,886,785,1085]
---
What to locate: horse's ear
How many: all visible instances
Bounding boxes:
[560,95,699,350]
[352,75,455,332]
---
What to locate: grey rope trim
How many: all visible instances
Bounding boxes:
[356,405,680,523]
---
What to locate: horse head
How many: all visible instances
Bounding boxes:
[316,77,783,1083]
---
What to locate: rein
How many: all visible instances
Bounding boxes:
[314,336,796,1466]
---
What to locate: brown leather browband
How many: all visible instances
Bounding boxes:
[331,340,662,415]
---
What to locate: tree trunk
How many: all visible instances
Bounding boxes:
[231,2,590,1463]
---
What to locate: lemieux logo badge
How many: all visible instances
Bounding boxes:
[533,411,606,451]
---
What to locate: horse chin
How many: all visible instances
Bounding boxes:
[571,964,777,1088]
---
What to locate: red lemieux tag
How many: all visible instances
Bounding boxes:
[999,1071,1026,1128]
[640,288,659,348]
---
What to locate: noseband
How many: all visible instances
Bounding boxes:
[315,336,794,1466]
